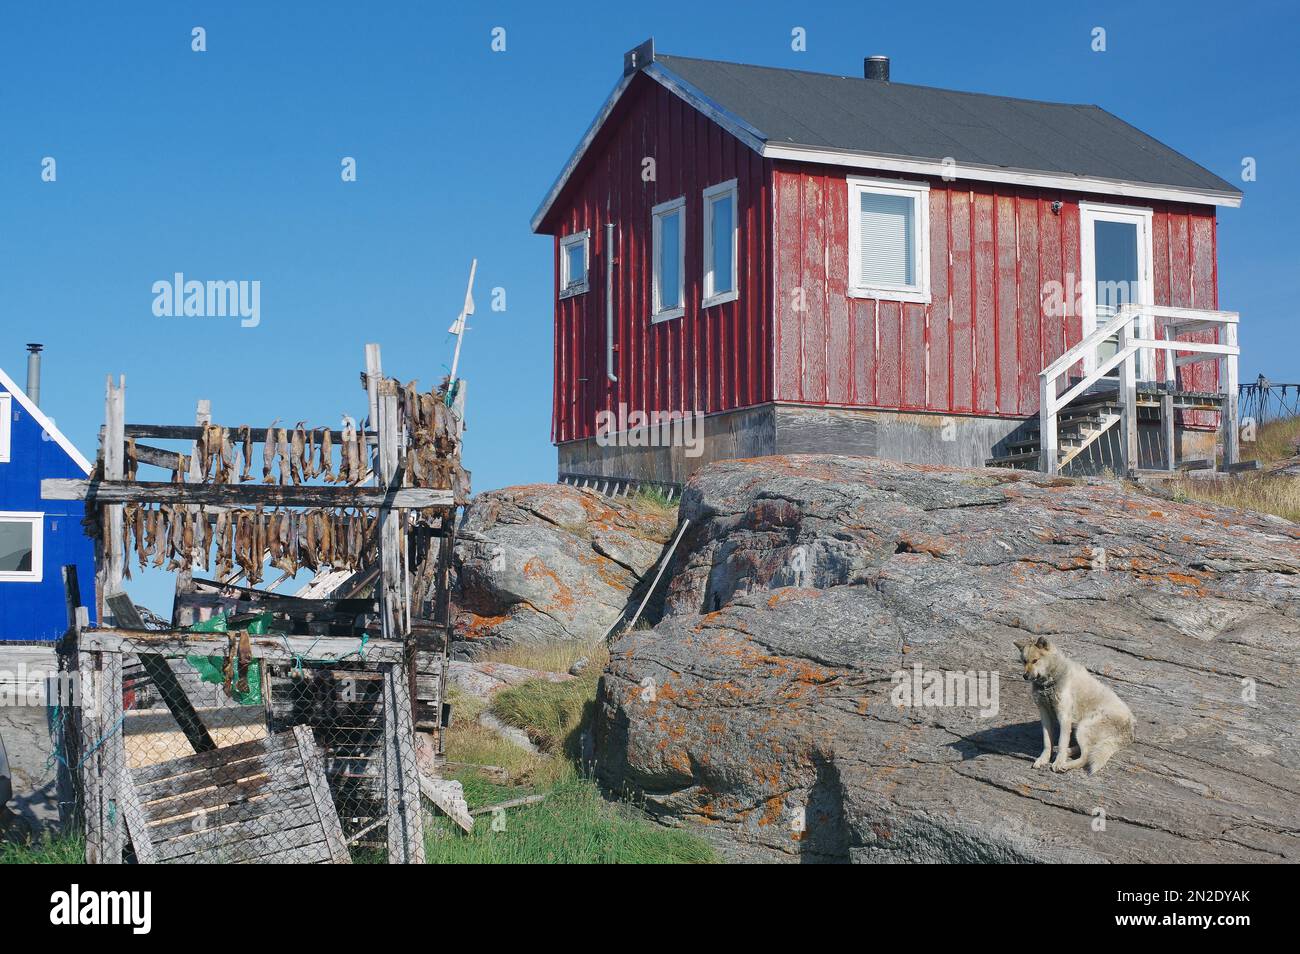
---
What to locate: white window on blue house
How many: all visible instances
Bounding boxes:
[559,230,589,298]
[847,176,931,304]
[0,512,43,582]
[652,196,686,322]
[0,393,11,462]
[702,180,739,308]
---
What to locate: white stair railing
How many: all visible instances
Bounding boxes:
[1038,305,1240,475]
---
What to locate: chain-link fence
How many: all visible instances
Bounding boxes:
[56,624,426,864]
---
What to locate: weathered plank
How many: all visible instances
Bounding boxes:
[101,651,125,864]
[42,478,453,509]
[294,724,351,864]
[121,424,376,444]
[128,729,351,864]
[79,629,402,665]
[383,662,425,863]
[145,787,316,843]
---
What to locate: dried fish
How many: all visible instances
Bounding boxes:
[290,421,307,485]
[263,419,280,483]
[276,428,291,486]
[319,427,334,483]
[238,425,253,481]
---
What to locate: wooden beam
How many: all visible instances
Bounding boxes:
[175,590,377,618]
[42,478,453,509]
[80,627,404,665]
[118,424,377,444]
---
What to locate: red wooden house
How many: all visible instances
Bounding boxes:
[533,40,1243,485]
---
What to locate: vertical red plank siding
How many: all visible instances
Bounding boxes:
[801,174,828,403]
[543,76,775,443]
[948,188,974,412]
[972,187,998,414]
[926,187,950,412]
[765,167,1222,421]
[545,81,1223,442]
[1015,194,1041,414]
[1038,195,1065,369]
[994,192,1020,414]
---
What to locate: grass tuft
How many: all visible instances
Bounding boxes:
[0,833,83,864]
[423,770,715,864]
[489,643,608,760]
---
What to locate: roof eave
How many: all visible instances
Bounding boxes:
[530,62,768,234]
[761,142,1243,208]
[0,366,93,475]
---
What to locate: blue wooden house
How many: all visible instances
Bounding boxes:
[0,362,96,641]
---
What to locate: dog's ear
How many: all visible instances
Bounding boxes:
[1013,638,1029,652]
[1035,636,1053,651]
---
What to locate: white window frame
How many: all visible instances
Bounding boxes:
[651,196,686,322]
[0,511,43,583]
[0,393,11,463]
[847,175,931,304]
[559,230,590,299]
[702,179,740,308]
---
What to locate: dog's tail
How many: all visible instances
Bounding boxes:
[1085,714,1135,776]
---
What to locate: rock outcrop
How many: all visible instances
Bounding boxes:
[594,455,1300,863]
[452,484,674,657]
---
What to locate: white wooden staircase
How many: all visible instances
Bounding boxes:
[986,305,1241,475]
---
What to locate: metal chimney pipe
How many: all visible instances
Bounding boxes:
[25,343,43,407]
[865,55,890,81]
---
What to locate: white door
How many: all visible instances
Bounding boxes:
[1079,203,1154,381]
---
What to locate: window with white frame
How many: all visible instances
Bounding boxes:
[0,393,11,463]
[702,180,739,307]
[847,176,931,303]
[651,197,685,321]
[0,512,42,582]
[559,230,590,298]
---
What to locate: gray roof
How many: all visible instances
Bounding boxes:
[532,50,1240,232]
[657,54,1238,196]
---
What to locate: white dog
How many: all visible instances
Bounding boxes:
[1014,637,1135,775]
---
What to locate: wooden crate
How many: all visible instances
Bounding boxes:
[124,725,349,864]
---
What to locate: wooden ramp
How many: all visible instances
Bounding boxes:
[125,725,351,864]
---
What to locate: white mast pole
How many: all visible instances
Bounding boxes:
[448,258,477,384]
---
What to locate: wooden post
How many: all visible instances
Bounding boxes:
[377,379,403,641]
[1222,322,1240,467]
[101,651,125,864]
[383,661,425,863]
[172,399,209,627]
[97,376,126,625]
[76,607,103,863]
[365,343,382,451]
[1118,324,1138,477]
[1162,393,1176,471]
[1039,375,1058,475]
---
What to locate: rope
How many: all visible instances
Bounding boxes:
[279,633,369,672]
[47,714,126,771]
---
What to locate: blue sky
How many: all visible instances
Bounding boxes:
[2,1,1296,610]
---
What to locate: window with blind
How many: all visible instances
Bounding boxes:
[847,177,931,303]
